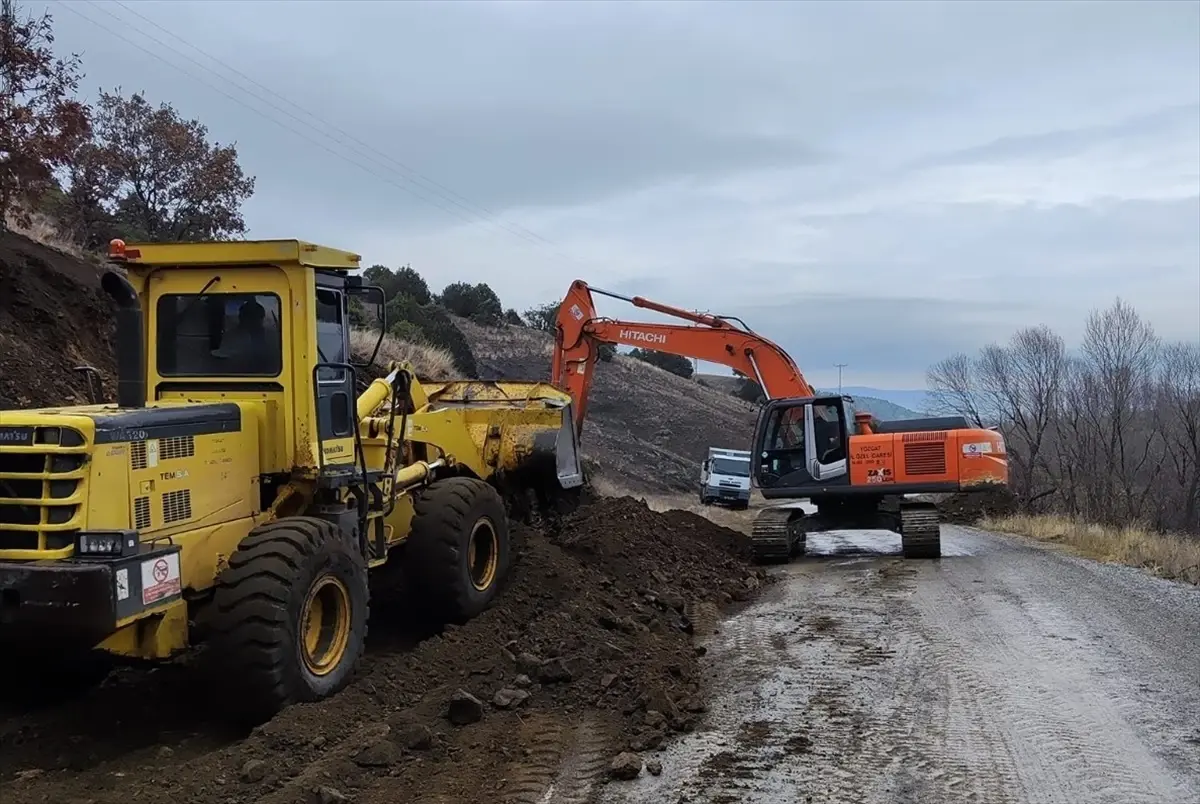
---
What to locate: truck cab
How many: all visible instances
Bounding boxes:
[699,447,752,509]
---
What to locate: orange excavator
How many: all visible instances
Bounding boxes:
[551,280,1009,562]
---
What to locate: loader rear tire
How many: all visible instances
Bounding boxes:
[208,516,369,727]
[405,476,510,625]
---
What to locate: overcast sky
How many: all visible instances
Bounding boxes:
[43,0,1200,389]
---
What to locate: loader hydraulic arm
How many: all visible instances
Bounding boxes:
[551,279,816,435]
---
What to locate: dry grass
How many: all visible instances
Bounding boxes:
[349,328,461,381]
[3,209,85,258]
[982,513,1200,585]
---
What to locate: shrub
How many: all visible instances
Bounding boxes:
[628,348,693,379]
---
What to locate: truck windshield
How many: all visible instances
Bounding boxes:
[712,458,750,477]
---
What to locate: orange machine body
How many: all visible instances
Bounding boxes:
[550,279,1008,497]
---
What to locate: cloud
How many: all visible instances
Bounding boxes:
[44,0,1200,389]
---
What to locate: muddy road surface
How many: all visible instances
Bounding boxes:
[603,525,1200,804]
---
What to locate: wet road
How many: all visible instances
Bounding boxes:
[600,525,1200,804]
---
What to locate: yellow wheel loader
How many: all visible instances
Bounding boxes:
[0,238,583,724]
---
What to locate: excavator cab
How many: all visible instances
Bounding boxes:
[753,396,853,493]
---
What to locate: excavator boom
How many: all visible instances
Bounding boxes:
[552,279,815,434]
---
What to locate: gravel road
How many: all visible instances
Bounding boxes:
[601,525,1200,804]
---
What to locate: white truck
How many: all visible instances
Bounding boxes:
[699,447,752,509]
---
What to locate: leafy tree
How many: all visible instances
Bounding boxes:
[441,281,503,325]
[365,263,432,305]
[597,343,616,362]
[363,264,397,300]
[504,308,524,326]
[628,347,694,379]
[385,293,477,375]
[89,88,255,241]
[523,301,559,332]
[393,265,431,304]
[0,1,91,230]
[348,297,370,328]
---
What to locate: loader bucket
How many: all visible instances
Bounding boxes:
[413,380,586,492]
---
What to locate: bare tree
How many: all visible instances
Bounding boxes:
[926,352,991,427]
[927,298,1197,536]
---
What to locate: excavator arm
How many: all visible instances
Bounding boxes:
[551,279,816,435]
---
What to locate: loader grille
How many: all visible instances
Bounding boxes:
[162,489,192,524]
[0,426,87,556]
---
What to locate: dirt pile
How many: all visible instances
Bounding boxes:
[937,484,1019,524]
[1,494,769,804]
[0,231,117,410]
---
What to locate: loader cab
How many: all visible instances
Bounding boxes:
[107,239,384,482]
[752,395,854,497]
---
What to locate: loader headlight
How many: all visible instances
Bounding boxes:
[75,530,138,558]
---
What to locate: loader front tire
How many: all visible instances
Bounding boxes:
[405,476,510,625]
[208,516,369,726]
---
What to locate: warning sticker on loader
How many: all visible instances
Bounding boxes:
[116,568,130,602]
[141,553,181,605]
[962,442,994,457]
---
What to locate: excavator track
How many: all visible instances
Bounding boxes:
[899,503,941,559]
[751,507,805,564]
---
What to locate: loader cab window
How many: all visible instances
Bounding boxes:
[157,292,283,377]
[315,288,349,383]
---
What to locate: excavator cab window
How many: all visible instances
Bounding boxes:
[813,402,846,465]
[755,396,850,490]
[757,402,808,486]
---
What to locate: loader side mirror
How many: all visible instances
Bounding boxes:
[347,283,387,369]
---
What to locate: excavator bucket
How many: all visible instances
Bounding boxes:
[532,401,585,489]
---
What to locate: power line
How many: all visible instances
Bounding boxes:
[106,0,561,252]
[57,0,578,264]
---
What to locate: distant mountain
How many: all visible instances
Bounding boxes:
[838,387,932,414]
[823,392,921,422]
[694,374,922,421]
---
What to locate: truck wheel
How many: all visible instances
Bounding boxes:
[208,516,369,726]
[405,476,510,625]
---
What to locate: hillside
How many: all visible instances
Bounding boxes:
[695,372,921,420]
[458,321,760,493]
[0,232,116,409]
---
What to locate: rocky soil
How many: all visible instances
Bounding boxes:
[0,493,769,804]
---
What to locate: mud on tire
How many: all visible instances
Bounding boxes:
[208,516,369,726]
[404,476,510,625]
